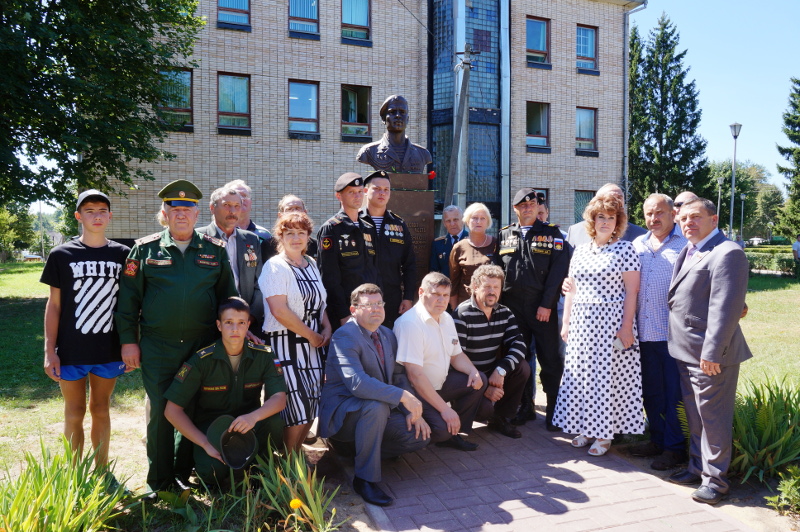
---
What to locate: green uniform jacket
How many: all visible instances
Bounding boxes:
[164,339,288,430]
[115,229,238,344]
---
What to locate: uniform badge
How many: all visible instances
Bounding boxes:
[124,258,139,277]
[274,359,284,376]
[175,362,192,382]
[554,238,564,251]
[322,237,332,250]
[178,191,186,198]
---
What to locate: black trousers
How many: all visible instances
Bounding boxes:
[421,369,488,443]
[508,303,563,397]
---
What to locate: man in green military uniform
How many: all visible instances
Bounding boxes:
[165,297,286,487]
[116,179,238,494]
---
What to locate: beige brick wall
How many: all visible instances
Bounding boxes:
[510,0,629,228]
[111,0,430,239]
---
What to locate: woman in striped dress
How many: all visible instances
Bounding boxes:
[259,212,332,452]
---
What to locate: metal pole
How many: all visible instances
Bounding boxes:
[740,194,745,242]
[716,179,722,216]
[445,45,473,210]
[729,136,737,238]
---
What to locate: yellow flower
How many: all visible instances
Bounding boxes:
[289,498,303,509]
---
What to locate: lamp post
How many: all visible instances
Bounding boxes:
[740,193,746,244]
[729,122,742,238]
[767,221,774,243]
[716,175,724,216]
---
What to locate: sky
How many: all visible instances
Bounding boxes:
[631,0,798,193]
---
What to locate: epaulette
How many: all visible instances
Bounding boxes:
[196,342,216,358]
[546,222,557,227]
[387,210,405,222]
[434,235,446,241]
[327,216,342,226]
[135,232,161,246]
[201,233,226,247]
[248,341,273,353]
[500,224,512,230]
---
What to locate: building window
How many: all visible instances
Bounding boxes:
[574,190,594,223]
[289,81,319,133]
[526,17,549,64]
[218,0,250,28]
[526,102,549,147]
[160,69,192,129]
[218,74,250,132]
[576,25,597,69]
[341,85,370,136]
[576,107,596,151]
[342,0,369,40]
[289,0,318,33]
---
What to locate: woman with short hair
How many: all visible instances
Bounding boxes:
[449,202,498,308]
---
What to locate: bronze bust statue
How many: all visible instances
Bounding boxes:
[357,95,432,174]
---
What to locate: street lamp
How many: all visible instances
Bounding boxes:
[729,122,742,238]
[740,193,746,244]
[717,175,724,216]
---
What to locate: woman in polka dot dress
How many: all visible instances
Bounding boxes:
[554,193,644,456]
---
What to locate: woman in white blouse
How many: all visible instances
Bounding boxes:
[258,212,332,452]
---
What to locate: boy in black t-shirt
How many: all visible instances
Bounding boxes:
[41,190,130,467]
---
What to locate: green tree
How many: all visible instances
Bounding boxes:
[0,0,204,206]
[0,208,19,262]
[746,184,784,239]
[706,160,766,238]
[776,78,800,238]
[628,15,710,224]
[2,202,36,250]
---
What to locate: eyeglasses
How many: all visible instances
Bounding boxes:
[356,302,385,309]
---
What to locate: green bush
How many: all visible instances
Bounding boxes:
[765,464,800,516]
[745,246,792,254]
[0,438,131,531]
[745,252,795,273]
[731,379,800,483]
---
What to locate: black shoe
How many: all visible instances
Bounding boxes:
[304,431,319,445]
[545,422,561,432]
[510,407,536,426]
[488,416,522,439]
[668,469,701,486]
[651,450,687,471]
[140,491,159,503]
[352,477,393,506]
[435,435,479,451]
[174,476,196,492]
[629,441,664,457]
[691,485,726,505]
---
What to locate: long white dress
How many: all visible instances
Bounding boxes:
[553,239,645,440]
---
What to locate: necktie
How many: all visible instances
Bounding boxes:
[687,244,698,260]
[452,234,459,245]
[371,331,385,370]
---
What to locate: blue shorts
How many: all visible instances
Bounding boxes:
[59,361,126,381]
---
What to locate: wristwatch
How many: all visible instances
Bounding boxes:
[495,367,507,377]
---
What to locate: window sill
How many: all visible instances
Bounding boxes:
[577,67,600,76]
[341,37,372,47]
[526,146,551,154]
[575,149,599,157]
[289,131,321,140]
[218,127,251,136]
[527,62,552,70]
[341,134,372,143]
[177,125,194,133]
[290,31,320,40]
[217,22,252,32]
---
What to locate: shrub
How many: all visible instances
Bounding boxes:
[765,464,800,516]
[731,379,800,483]
[0,438,130,531]
[745,252,795,273]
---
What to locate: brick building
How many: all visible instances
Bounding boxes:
[110,0,645,239]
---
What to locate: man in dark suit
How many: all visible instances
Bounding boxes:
[430,205,468,277]
[666,198,752,505]
[319,284,430,507]
[566,183,647,246]
[200,186,265,337]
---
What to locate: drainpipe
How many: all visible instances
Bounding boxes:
[499,0,511,226]
[622,0,647,202]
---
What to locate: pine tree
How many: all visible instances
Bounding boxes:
[628,14,710,224]
[627,25,647,210]
[776,78,800,238]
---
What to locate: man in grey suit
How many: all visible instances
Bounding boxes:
[320,284,430,507]
[200,186,265,337]
[566,183,647,246]
[666,198,752,505]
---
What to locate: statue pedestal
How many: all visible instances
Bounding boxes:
[387,173,434,293]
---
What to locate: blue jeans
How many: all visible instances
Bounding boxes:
[640,341,684,452]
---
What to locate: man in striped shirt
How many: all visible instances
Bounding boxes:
[453,265,530,439]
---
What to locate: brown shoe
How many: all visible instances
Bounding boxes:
[629,441,663,457]
[651,450,687,471]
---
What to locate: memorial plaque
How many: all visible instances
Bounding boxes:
[387,173,434,293]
